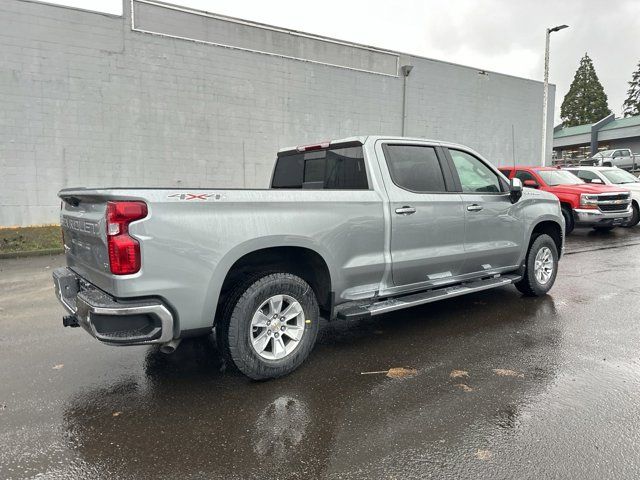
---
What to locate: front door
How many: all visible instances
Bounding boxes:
[376,141,466,288]
[446,148,525,275]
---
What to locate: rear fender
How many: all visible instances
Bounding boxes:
[202,235,337,325]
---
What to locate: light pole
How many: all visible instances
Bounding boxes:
[541,24,568,166]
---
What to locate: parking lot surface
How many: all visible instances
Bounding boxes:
[2,229,640,479]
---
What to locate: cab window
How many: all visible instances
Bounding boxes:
[574,170,600,183]
[383,145,447,193]
[613,150,630,158]
[449,149,503,193]
[272,145,369,189]
[514,170,537,183]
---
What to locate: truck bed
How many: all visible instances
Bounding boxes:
[59,187,386,333]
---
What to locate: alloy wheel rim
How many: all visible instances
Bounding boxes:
[534,246,554,285]
[249,294,306,360]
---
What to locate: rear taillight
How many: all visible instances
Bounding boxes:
[106,201,147,275]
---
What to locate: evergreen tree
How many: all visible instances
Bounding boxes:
[560,53,612,127]
[622,60,640,117]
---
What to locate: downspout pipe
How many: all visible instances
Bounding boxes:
[401,65,413,136]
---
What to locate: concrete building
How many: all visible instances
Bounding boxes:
[553,114,640,161]
[0,0,555,227]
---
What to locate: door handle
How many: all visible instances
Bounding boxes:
[467,204,483,212]
[395,206,416,215]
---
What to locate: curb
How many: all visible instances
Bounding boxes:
[0,248,64,260]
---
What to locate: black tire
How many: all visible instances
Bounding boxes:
[515,234,559,297]
[561,206,574,234]
[623,202,640,228]
[593,226,614,232]
[216,272,319,380]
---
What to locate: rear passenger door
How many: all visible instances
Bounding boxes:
[376,141,466,288]
[445,148,525,275]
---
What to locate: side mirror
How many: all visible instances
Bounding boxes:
[523,179,539,189]
[590,178,604,184]
[510,178,523,203]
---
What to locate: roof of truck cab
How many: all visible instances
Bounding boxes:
[278,136,367,154]
[278,136,471,154]
[499,166,559,171]
[564,166,618,171]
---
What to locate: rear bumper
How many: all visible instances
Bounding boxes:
[574,206,632,226]
[53,267,174,346]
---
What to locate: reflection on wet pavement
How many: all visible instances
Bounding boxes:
[2,228,640,479]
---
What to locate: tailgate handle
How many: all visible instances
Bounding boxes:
[62,196,81,207]
[395,206,416,215]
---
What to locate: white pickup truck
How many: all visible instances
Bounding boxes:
[53,136,564,379]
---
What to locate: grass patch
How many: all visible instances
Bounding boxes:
[0,225,63,255]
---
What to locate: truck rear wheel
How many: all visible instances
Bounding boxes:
[216,273,319,380]
[515,234,558,297]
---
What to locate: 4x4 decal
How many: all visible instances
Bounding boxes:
[167,193,225,201]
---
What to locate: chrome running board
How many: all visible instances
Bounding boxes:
[336,274,521,321]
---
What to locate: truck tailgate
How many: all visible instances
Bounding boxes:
[59,192,113,292]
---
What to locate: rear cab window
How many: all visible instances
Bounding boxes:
[272,143,369,190]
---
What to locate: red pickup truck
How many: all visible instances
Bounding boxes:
[499,166,632,233]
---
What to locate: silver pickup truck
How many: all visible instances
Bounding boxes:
[53,136,564,379]
[586,148,638,170]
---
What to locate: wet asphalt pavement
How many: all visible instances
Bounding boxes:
[2,229,640,479]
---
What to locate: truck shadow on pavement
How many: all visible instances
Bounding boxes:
[61,290,563,479]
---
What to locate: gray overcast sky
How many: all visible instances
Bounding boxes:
[47,0,640,124]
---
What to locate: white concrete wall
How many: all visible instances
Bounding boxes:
[0,0,554,226]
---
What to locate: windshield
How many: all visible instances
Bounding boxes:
[537,170,584,186]
[594,150,612,158]
[601,169,640,184]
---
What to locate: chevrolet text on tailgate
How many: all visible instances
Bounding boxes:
[54,136,564,379]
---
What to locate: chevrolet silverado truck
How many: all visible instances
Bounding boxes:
[563,166,640,227]
[499,166,631,234]
[54,136,564,379]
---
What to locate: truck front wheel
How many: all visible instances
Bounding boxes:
[561,206,574,234]
[515,234,558,297]
[623,202,640,227]
[216,273,320,380]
